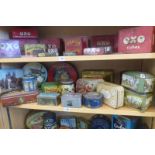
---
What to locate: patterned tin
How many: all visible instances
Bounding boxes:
[83,92,103,108]
[97,81,124,109]
[23,76,37,92]
[0,40,21,58]
[61,93,82,108]
[124,88,153,112]
[118,26,155,53]
[41,82,60,93]
[90,115,111,129]
[1,91,38,107]
[60,117,77,129]
[121,71,155,93]
[76,78,104,94]
[37,93,60,105]
[112,115,139,129]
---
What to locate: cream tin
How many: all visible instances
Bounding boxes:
[97,81,124,108]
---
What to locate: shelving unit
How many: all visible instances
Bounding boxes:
[0,26,155,129]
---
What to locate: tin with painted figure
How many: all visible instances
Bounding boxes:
[23,76,37,92]
[124,88,153,112]
[97,81,124,109]
[60,80,75,95]
[121,71,155,93]
[41,82,60,93]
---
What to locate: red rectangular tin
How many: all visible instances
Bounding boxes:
[118,26,155,53]
[11,28,38,39]
[64,36,88,55]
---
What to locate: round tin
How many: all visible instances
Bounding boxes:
[91,115,111,129]
[23,76,37,92]
[83,92,103,108]
[60,80,75,95]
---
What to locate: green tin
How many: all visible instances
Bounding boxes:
[41,82,61,93]
[124,88,153,112]
[122,71,155,93]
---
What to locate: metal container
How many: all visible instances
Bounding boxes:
[124,88,153,112]
[37,93,60,106]
[41,82,60,93]
[60,80,75,95]
[23,76,37,92]
[97,81,124,108]
[61,93,82,108]
[122,71,155,93]
[83,92,103,108]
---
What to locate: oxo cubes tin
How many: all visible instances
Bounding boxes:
[64,36,88,55]
[0,40,21,58]
[118,26,155,53]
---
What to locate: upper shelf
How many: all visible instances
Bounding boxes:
[0,53,155,63]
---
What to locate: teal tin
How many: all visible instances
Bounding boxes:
[23,76,37,92]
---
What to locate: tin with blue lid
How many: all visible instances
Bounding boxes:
[83,92,103,108]
[23,76,37,92]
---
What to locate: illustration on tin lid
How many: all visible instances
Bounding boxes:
[23,62,47,86]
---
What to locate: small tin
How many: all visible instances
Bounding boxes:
[41,82,60,93]
[76,78,104,94]
[60,80,75,95]
[97,81,124,109]
[83,92,103,108]
[112,115,139,129]
[61,93,82,108]
[59,117,77,129]
[124,88,153,112]
[121,71,155,93]
[23,76,37,92]
[90,115,111,129]
[37,93,60,106]
[43,112,57,129]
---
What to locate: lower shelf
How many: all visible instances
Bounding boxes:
[13,103,155,117]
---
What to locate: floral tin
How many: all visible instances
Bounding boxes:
[118,26,155,53]
[97,81,124,109]
[121,71,155,93]
[76,78,104,94]
[37,92,60,106]
[41,82,60,93]
[61,93,82,108]
[0,40,21,58]
[124,88,153,112]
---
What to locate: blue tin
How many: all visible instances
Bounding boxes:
[91,115,111,129]
[43,112,57,129]
[83,92,103,108]
[23,76,37,92]
[112,115,139,129]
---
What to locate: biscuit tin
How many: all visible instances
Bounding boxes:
[76,78,104,94]
[121,71,155,93]
[1,91,38,107]
[83,92,103,108]
[118,26,155,53]
[124,88,153,112]
[23,76,37,92]
[64,36,88,55]
[60,117,77,129]
[0,40,21,58]
[82,70,114,82]
[11,28,38,39]
[83,47,112,55]
[97,81,124,108]
[0,69,23,94]
[37,93,60,105]
[112,115,139,129]
[41,82,60,93]
[24,44,46,56]
[90,115,111,129]
[61,93,82,108]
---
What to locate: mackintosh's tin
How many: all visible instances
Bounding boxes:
[121,71,155,93]
[124,88,153,112]
[97,81,124,109]
[83,92,103,108]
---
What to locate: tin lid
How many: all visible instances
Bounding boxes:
[23,75,37,80]
[84,92,102,100]
[62,92,82,98]
[37,92,60,98]
[60,80,74,85]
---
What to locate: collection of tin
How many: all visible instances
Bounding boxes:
[25,110,149,129]
[0,26,155,58]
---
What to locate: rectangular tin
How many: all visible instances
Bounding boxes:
[97,81,124,108]
[41,82,60,93]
